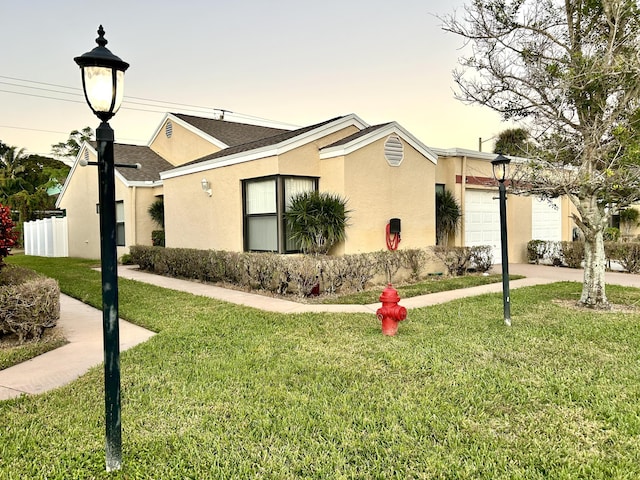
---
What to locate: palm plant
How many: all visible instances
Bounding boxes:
[285,191,350,254]
[147,199,164,229]
[435,189,462,246]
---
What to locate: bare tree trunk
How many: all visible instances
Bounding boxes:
[575,195,610,309]
[581,228,609,309]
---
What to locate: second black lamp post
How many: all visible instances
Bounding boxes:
[491,153,512,327]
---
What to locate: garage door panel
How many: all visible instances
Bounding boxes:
[465,190,501,264]
[532,198,561,241]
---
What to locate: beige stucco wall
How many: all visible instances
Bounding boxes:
[58,156,101,259]
[164,156,280,251]
[59,149,159,259]
[150,118,220,166]
[322,137,437,254]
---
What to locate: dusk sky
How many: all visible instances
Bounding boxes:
[2,0,509,157]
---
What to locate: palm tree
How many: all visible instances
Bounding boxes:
[285,191,350,254]
[435,189,461,246]
[0,146,27,180]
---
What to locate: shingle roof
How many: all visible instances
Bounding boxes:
[321,123,393,149]
[180,116,346,167]
[109,144,174,182]
[173,113,290,147]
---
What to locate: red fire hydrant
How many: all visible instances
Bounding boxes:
[376,284,407,336]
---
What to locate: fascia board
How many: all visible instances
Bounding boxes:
[320,122,438,164]
[432,147,529,163]
[160,114,371,180]
[126,180,163,188]
[148,113,229,150]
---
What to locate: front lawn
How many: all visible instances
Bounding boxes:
[321,273,523,304]
[2,256,640,479]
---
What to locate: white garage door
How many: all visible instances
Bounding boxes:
[465,189,502,264]
[532,197,562,241]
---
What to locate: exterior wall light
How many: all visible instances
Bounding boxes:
[201,178,212,196]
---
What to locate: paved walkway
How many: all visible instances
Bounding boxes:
[2,263,639,400]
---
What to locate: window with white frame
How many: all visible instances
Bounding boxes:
[243,176,317,252]
[116,201,125,246]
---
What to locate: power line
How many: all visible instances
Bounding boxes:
[0,74,298,127]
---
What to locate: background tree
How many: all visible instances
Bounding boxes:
[51,127,94,161]
[493,128,531,156]
[442,0,640,309]
[0,142,70,246]
[435,189,462,246]
[285,191,350,255]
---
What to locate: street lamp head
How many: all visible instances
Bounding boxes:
[491,153,511,183]
[74,25,129,122]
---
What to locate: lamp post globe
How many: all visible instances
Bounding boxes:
[491,153,511,183]
[74,25,129,122]
[491,153,512,326]
[75,25,128,472]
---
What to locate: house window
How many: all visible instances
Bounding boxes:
[243,175,317,253]
[116,201,125,246]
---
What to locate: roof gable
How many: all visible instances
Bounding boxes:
[56,142,173,208]
[319,122,438,164]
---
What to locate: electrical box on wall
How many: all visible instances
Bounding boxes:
[389,218,401,234]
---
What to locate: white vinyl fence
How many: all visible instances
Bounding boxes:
[23,217,69,257]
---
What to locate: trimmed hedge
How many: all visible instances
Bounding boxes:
[129,245,495,296]
[0,265,60,343]
[526,239,640,273]
[432,245,494,276]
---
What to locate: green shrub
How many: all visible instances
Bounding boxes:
[401,248,427,279]
[127,245,487,297]
[433,246,472,276]
[604,227,620,242]
[560,241,584,268]
[372,250,404,283]
[151,230,165,247]
[527,240,547,264]
[470,245,493,272]
[606,242,640,273]
[0,266,60,343]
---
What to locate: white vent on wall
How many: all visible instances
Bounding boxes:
[84,150,89,163]
[384,135,404,166]
[165,120,173,138]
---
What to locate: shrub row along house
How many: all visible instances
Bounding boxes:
[56,112,575,264]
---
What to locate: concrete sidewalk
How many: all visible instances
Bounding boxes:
[0,295,155,401]
[2,263,639,401]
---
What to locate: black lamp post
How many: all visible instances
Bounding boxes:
[491,153,512,327]
[74,25,129,472]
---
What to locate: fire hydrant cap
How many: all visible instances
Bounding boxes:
[379,283,400,303]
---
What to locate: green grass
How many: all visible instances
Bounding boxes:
[2,255,640,479]
[322,273,524,304]
[0,333,67,371]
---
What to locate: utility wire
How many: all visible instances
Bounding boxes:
[0,74,295,125]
